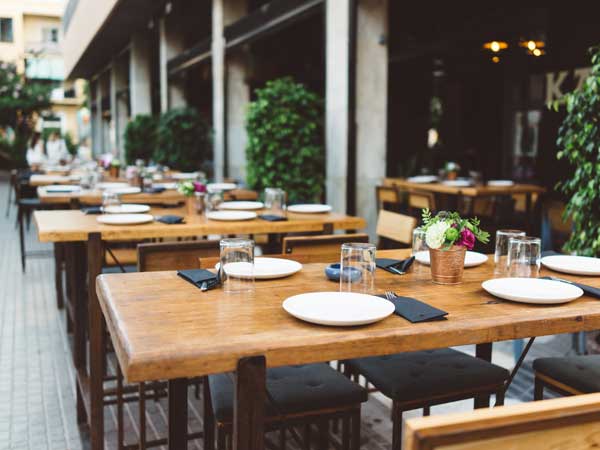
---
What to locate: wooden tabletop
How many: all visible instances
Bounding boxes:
[384,178,546,197]
[37,186,186,205]
[29,174,81,186]
[34,208,366,242]
[96,249,600,383]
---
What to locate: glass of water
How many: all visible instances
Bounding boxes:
[495,229,526,272]
[264,188,286,215]
[101,191,121,212]
[219,238,255,293]
[412,228,428,258]
[340,243,376,294]
[507,236,541,278]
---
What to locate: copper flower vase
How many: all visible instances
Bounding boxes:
[429,245,466,285]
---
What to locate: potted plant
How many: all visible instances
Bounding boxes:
[421,209,489,284]
[178,180,207,215]
[443,161,461,180]
[109,159,121,178]
[124,114,157,164]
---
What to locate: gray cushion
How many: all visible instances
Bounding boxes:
[346,348,509,402]
[209,363,367,422]
[533,355,600,393]
[101,265,137,274]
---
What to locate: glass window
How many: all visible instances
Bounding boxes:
[0,18,13,43]
[43,27,59,44]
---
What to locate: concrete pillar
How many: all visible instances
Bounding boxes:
[159,16,186,112]
[90,80,101,155]
[110,56,129,161]
[355,0,388,239]
[212,0,247,181]
[226,51,250,182]
[130,33,153,116]
[94,79,104,155]
[325,0,351,213]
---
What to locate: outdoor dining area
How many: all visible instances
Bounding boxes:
[2,144,600,450]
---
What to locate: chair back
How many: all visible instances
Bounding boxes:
[404,393,600,450]
[282,233,370,255]
[376,210,417,247]
[376,185,402,211]
[408,190,436,212]
[137,240,220,272]
[224,189,259,201]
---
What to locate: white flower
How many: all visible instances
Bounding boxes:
[425,221,450,249]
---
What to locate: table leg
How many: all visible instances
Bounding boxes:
[233,356,266,450]
[475,343,492,362]
[54,243,64,309]
[87,232,105,450]
[168,378,188,450]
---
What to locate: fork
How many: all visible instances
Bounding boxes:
[385,291,396,301]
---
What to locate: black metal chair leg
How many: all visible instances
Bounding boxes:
[18,205,25,272]
[392,402,402,450]
[534,377,544,401]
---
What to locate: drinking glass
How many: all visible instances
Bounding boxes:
[507,236,541,278]
[412,228,428,258]
[219,238,255,293]
[494,229,526,271]
[340,243,376,294]
[264,188,286,215]
[206,188,224,212]
[101,191,121,212]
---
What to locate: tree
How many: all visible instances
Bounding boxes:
[245,77,324,203]
[0,62,52,166]
[556,46,600,256]
[124,114,157,164]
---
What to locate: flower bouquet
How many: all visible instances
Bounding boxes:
[178,181,207,215]
[421,209,489,284]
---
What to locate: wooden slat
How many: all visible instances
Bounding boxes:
[376,210,416,245]
[404,393,600,450]
[95,248,600,383]
[34,209,366,242]
[384,178,546,197]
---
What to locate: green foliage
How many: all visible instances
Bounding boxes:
[124,114,157,164]
[245,77,324,203]
[556,46,600,256]
[154,107,211,172]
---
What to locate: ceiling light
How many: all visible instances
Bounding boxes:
[483,41,508,53]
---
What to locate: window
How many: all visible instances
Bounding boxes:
[0,18,13,43]
[42,27,59,44]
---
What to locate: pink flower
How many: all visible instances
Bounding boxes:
[457,228,475,250]
[193,182,207,193]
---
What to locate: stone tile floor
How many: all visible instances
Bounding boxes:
[0,172,582,449]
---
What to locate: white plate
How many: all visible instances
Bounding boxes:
[219,201,264,211]
[152,182,178,190]
[541,255,600,276]
[442,179,472,187]
[407,175,438,184]
[206,211,257,221]
[102,204,151,214]
[283,292,395,326]
[487,180,515,187]
[415,251,488,268]
[97,213,154,225]
[481,278,583,304]
[207,182,237,192]
[172,172,198,180]
[216,257,303,279]
[288,204,332,214]
[105,186,142,195]
[96,182,130,190]
[44,185,81,193]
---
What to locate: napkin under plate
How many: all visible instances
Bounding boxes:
[379,294,448,323]
[258,214,288,222]
[540,276,600,299]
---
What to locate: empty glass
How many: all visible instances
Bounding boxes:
[101,191,121,212]
[264,188,286,215]
[340,243,376,294]
[412,228,428,258]
[494,229,526,271]
[507,236,541,278]
[219,238,255,293]
[206,188,224,212]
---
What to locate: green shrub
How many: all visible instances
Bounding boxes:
[245,77,324,203]
[154,107,211,172]
[124,114,157,164]
[556,45,600,256]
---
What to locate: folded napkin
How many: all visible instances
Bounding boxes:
[258,214,288,222]
[380,293,448,323]
[541,250,560,258]
[178,269,220,291]
[81,206,102,215]
[376,257,415,275]
[155,215,185,224]
[144,187,166,194]
[540,276,600,299]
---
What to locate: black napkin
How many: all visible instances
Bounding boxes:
[376,257,415,275]
[178,269,220,291]
[540,276,600,299]
[81,206,102,215]
[156,215,185,224]
[541,250,560,258]
[144,187,166,194]
[258,214,288,222]
[380,294,448,323]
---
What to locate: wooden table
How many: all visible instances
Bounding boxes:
[34,207,366,450]
[97,250,600,449]
[29,174,81,186]
[36,186,186,205]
